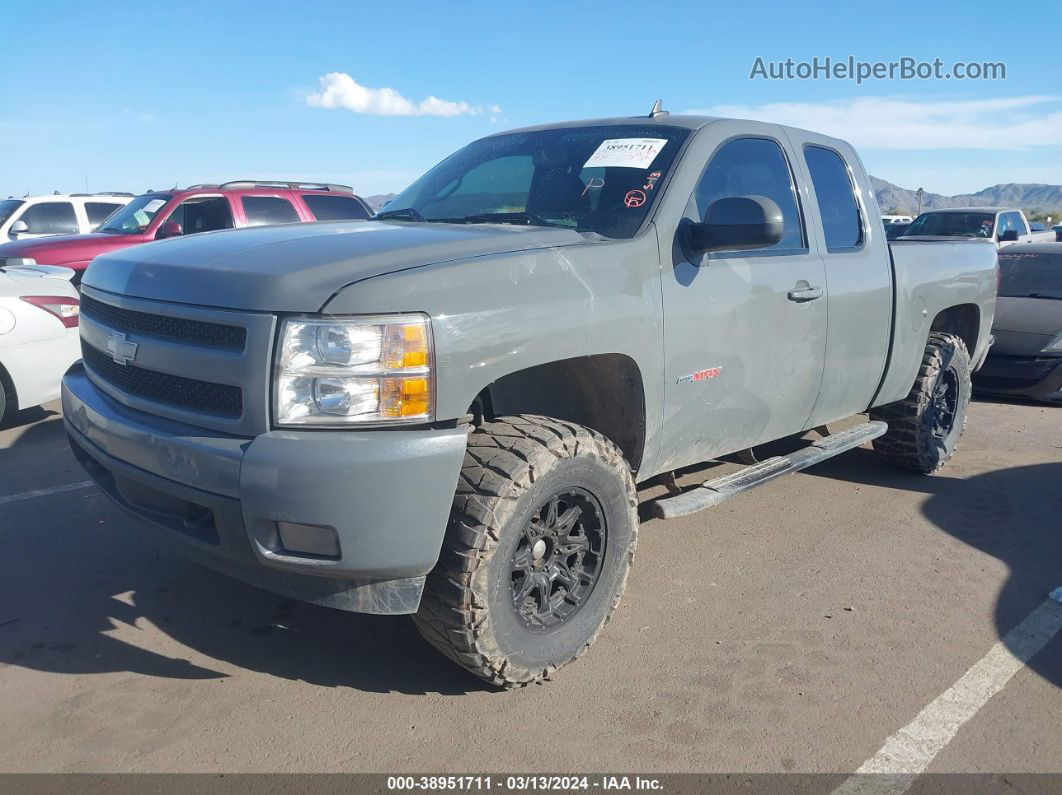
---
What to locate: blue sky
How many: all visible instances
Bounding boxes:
[3,1,1058,198]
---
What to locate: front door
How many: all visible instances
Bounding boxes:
[657,132,828,471]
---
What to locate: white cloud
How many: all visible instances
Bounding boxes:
[685,95,1062,150]
[305,72,496,117]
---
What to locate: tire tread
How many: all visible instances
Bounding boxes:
[413,415,637,688]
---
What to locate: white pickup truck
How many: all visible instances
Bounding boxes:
[900,207,1036,248]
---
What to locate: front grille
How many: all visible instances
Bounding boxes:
[83,343,243,418]
[81,294,246,351]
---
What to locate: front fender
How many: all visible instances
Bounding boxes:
[322,233,667,472]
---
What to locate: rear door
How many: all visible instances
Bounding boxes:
[790,134,892,426]
[154,194,235,238]
[658,124,828,468]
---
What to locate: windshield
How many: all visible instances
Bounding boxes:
[380,124,691,239]
[997,251,1062,299]
[99,194,173,233]
[0,199,24,226]
[901,211,995,238]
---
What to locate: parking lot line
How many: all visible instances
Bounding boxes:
[833,589,1062,794]
[0,480,94,506]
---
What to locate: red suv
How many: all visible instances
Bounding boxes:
[0,181,373,280]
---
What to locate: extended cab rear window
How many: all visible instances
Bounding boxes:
[804,145,863,250]
[302,194,371,221]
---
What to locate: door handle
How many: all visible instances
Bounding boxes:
[787,285,823,302]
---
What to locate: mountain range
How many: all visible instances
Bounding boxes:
[364,193,398,212]
[870,178,1062,214]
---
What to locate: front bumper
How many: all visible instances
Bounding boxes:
[972,353,1062,403]
[62,365,468,614]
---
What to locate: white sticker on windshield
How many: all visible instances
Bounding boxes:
[583,138,668,170]
[143,199,166,213]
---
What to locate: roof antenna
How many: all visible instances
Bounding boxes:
[649,99,668,118]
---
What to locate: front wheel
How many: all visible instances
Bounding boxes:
[413,415,638,688]
[870,332,972,473]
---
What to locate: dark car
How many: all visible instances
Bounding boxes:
[885,222,910,240]
[973,243,1062,403]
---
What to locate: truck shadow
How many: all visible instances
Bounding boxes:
[808,448,1062,687]
[0,425,495,696]
[0,404,56,431]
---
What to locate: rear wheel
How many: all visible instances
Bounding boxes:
[870,332,971,473]
[413,415,638,688]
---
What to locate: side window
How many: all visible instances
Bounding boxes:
[694,137,804,251]
[165,196,234,235]
[242,196,300,226]
[996,213,1012,236]
[1008,212,1028,235]
[19,202,78,235]
[302,194,371,221]
[803,145,864,250]
[84,202,123,229]
[422,155,534,218]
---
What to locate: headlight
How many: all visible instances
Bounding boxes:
[274,314,433,426]
[1043,332,1062,353]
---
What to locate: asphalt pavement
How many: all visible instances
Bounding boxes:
[0,397,1058,774]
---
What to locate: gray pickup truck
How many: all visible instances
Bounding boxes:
[62,108,998,687]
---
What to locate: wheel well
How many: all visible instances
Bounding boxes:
[472,354,646,471]
[930,304,980,354]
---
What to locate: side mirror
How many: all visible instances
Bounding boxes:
[156,220,183,240]
[684,195,784,256]
[998,229,1018,243]
[9,220,29,238]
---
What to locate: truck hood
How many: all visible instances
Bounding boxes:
[0,232,142,268]
[989,296,1062,356]
[83,220,589,312]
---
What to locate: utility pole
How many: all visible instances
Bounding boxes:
[916,187,924,216]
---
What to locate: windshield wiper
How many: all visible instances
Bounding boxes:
[1020,292,1062,300]
[373,207,427,222]
[460,211,554,227]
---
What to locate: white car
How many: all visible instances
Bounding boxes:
[0,265,81,424]
[0,193,133,241]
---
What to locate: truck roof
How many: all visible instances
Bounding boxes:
[488,113,853,152]
[495,114,721,135]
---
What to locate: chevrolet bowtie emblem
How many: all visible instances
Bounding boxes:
[106,331,138,366]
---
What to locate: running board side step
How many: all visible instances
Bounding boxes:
[649,421,888,519]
